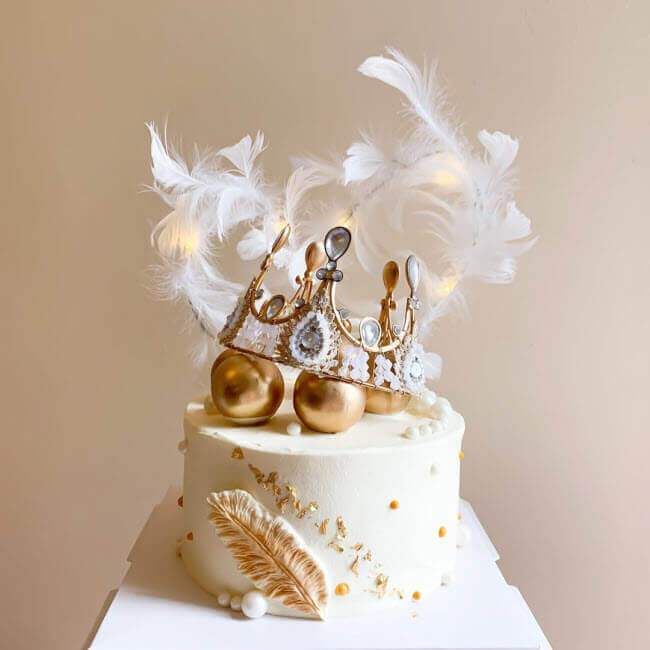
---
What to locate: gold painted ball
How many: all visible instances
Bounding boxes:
[293,371,366,433]
[365,387,411,415]
[211,352,284,424]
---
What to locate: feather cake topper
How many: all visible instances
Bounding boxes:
[147,48,535,381]
[207,490,329,619]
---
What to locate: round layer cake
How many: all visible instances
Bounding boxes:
[179,384,464,619]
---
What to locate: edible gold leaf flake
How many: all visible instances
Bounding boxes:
[352,543,363,552]
[298,501,319,519]
[375,573,389,597]
[328,540,344,553]
[393,588,404,600]
[362,549,373,562]
[276,495,291,512]
[335,516,348,539]
[317,518,330,535]
[249,464,264,483]
[231,447,244,460]
[350,556,360,576]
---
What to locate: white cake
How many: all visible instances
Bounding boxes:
[179,377,465,619]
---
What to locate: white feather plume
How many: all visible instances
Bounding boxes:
[146,123,276,354]
[146,49,536,381]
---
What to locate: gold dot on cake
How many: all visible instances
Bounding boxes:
[412,590,421,601]
[458,450,465,460]
[177,496,183,508]
[438,526,447,538]
[231,446,244,460]
[186,532,194,541]
[389,500,400,510]
[335,582,350,596]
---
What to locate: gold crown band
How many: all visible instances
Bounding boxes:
[218,225,428,396]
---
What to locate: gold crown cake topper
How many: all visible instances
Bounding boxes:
[146,48,536,431]
[218,224,427,396]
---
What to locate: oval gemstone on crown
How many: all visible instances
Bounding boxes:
[360,318,381,347]
[406,255,420,292]
[324,227,352,262]
[265,295,285,319]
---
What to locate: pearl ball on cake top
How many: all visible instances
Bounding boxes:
[286,421,302,436]
[230,595,242,611]
[241,590,268,619]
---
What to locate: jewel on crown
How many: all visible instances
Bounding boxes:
[218,224,430,397]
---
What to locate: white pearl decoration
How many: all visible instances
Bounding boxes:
[441,572,455,586]
[456,523,471,548]
[430,420,443,435]
[230,595,242,611]
[286,422,302,436]
[422,390,437,408]
[419,423,433,437]
[436,397,452,417]
[403,425,419,440]
[217,591,231,607]
[241,590,268,619]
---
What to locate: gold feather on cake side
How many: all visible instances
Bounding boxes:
[207,489,329,619]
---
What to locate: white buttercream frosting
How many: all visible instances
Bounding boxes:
[181,390,465,619]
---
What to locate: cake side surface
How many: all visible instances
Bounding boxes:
[179,396,464,618]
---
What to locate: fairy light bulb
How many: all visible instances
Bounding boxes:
[180,230,200,255]
[437,276,458,297]
[431,154,464,189]
[432,169,459,188]
[273,219,289,234]
[336,209,354,228]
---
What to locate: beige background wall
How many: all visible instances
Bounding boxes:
[2,1,649,648]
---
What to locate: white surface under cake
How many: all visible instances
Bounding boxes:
[87,487,551,650]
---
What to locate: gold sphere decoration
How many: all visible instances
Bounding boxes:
[212,348,240,369]
[211,352,284,424]
[293,371,366,433]
[365,387,411,415]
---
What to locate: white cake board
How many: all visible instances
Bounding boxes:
[87,487,551,650]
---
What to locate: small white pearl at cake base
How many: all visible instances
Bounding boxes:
[456,523,471,548]
[403,425,419,440]
[422,390,437,408]
[441,572,455,586]
[241,590,268,619]
[286,421,302,436]
[419,423,433,437]
[217,591,231,608]
[230,595,242,611]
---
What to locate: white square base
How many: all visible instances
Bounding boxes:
[87,487,551,650]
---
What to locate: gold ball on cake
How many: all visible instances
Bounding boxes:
[365,387,411,414]
[293,371,366,433]
[211,352,284,424]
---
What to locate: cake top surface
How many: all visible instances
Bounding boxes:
[185,396,464,457]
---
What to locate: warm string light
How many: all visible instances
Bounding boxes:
[436,275,458,298]
[335,209,354,228]
[274,219,289,234]
[430,154,464,190]
[179,230,200,256]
